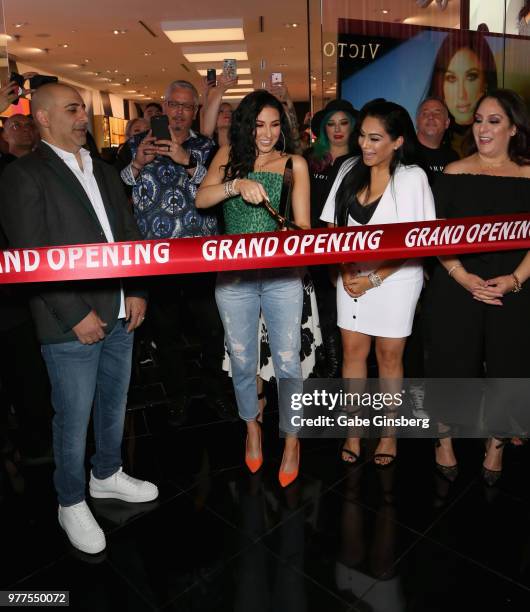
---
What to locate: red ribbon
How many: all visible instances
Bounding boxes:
[1,213,529,284]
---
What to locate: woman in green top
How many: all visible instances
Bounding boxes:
[197,90,310,487]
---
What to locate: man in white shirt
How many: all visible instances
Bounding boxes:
[0,83,158,555]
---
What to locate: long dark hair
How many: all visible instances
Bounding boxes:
[428,31,498,111]
[334,100,419,226]
[466,89,530,165]
[519,1,530,21]
[223,90,294,180]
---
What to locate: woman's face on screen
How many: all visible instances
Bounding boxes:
[443,47,486,126]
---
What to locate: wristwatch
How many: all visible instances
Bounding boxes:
[182,153,197,170]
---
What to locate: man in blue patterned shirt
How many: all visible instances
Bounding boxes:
[121,80,232,424]
[121,80,217,238]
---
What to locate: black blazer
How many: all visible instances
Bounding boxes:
[0,142,144,344]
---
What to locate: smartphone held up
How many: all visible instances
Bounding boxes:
[223,59,237,81]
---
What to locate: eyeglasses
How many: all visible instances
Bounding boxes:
[165,101,196,112]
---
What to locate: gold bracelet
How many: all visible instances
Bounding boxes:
[512,273,522,293]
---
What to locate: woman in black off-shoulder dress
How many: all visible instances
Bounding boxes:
[423,90,530,486]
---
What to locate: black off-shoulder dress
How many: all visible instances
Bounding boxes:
[423,173,530,378]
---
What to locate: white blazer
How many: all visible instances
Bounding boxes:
[320,158,436,283]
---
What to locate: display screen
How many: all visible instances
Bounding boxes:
[335,19,530,122]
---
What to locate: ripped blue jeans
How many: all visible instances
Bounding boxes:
[215,268,303,433]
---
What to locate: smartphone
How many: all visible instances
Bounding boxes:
[9,72,25,104]
[206,68,217,87]
[151,115,170,141]
[29,74,58,89]
[150,115,171,151]
[271,72,283,86]
[223,59,237,81]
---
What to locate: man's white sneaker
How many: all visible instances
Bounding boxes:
[58,501,106,554]
[89,468,159,503]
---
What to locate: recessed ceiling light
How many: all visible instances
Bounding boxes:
[197,67,251,76]
[14,22,28,28]
[223,95,245,100]
[125,77,131,82]
[113,29,127,35]
[226,88,254,93]
[144,51,152,56]
[278,64,288,67]
[284,23,299,28]
[182,44,247,63]
[162,19,244,43]
[237,79,253,85]
[84,58,90,62]
[59,43,69,48]
[114,69,119,73]
[125,90,137,93]
[161,68,167,72]
[381,9,390,14]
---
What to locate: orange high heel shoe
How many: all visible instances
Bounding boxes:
[278,439,300,488]
[245,424,263,474]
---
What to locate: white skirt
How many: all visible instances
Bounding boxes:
[337,272,423,338]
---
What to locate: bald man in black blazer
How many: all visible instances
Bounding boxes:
[0,83,158,555]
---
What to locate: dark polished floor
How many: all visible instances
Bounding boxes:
[2,344,530,611]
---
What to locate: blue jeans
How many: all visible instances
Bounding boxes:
[41,321,133,506]
[215,268,303,434]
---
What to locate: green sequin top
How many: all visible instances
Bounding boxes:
[223,171,283,234]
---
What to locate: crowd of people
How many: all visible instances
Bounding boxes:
[0,69,529,556]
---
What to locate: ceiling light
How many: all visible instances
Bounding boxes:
[278,64,288,67]
[197,67,251,76]
[125,77,131,82]
[14,22,28,28]
[381,9,390,14]
[161,68,167,72]
[111,83,121,86]
[226,88,254,93]
[84,58,90,62]
[113,29,127,35]
[114,69,119,73]
[59,43,69,48]
[223,95,244,100]
[237,79,253,85]
[162,18,244,43]
[144,51,152,56]
[284,23,300,28]
[182,44,247,63]
[0,34,13,42]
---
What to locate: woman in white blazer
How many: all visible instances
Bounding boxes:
[321,100,436,466]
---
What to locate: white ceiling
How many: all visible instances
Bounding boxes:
[3,0,461,105]
[3,0,309,102]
